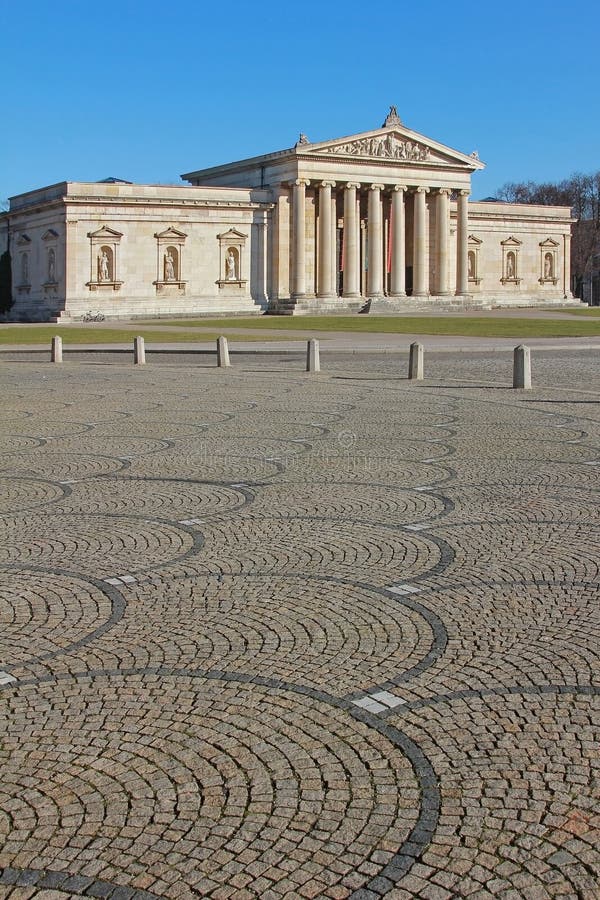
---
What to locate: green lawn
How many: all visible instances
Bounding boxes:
[564,307,600,316]
[2,314,600,345]
[0,326,303,346]
[140,315,600,339]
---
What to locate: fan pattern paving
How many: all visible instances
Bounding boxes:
[0,350,599,899]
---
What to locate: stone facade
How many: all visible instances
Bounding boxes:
[0,110,577,320]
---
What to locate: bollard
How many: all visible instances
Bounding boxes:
[408,342,424,380]
[133,336,146,365]
[216,335,231,368]
[513,344,531,389]
[306,338,320,373]
[50,335,63,364]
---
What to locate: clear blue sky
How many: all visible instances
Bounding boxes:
[2,0,598,202]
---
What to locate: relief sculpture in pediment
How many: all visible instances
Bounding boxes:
[322,134,430,161]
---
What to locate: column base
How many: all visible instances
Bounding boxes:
[387,292,407,298]
[342,292,361,299]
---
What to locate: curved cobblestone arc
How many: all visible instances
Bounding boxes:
[0,672,432,898]
[0,567,126,671]
[0,866,162,898]
[0,513,204,577]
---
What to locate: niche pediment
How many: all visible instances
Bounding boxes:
[42,229,59,241]
[501,236,523,246]
[539,237,559,247]
[155,226,187,240]
[16,233,31,246]
[217,228,247,242]
[87,225,123,239]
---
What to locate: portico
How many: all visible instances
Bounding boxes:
[184,106,483,313]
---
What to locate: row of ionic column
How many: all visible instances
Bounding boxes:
[291,180,470,299]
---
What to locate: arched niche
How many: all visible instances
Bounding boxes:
[154,227,187,294]
[87,226,123,291]
[501,236,522,285]
[217,228,248,289]
[539,238,559,285]
[467,235,482,285]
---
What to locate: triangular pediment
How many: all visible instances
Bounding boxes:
[16,233,31,246]
[87,225,123,239]
[501,236,523,246]
[300,125,485,170]
[468,234,483,245]
[42,229,59,241]
[217,228,247,241]
[154,226,187,240]
[539,237,559,247]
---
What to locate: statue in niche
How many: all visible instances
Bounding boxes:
[21,253,29,285]
[99,250,110,282]
[48,249,56,283]
[468,252,474,278]
[226,249,237,281]
[507,252,515,278]
[544,253,553,279]
[164,250,175,281]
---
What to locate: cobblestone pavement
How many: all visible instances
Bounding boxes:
[0,349,599,899]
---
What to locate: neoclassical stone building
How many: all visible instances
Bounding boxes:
[0,108,576,320]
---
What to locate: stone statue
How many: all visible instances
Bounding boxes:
[48,249,55,283]
[21,253,28,285]
[544,253,553,279]
[164,251,175,281]
[507,253,515,278]
[99,250,110,282]
[468,252,474,277]
[226,250,236,280]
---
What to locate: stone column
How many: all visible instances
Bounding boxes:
[318,181,335,298]
[343,182,360,297]
[413,187,429,297]
[292,178,309,298]
[332,193,338,295]
[367,184,384,298]
[563,232,571,298]
[389,185,406,297]
[456,190,470,296]
[435,189,451,295]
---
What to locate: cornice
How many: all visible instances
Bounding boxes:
[65,195,274,211]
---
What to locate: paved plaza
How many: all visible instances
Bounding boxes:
[0,347,599,899]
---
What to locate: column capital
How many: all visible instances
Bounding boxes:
[369,183,385,192]
[392,184,407,193]
[345,182,361,190]
[413,186,430,194]
[294,178,310,188]
[434,187,452,196]
[458,189,470,197]
[320,180,336,189]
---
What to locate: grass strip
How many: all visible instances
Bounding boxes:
[137,315,600,338]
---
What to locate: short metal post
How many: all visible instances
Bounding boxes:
[217,335,231,368]
[51,335,63,364]
[408,342,424,380]
[306,338,320,373]
[133,336,146,365]
[513,344,531,389]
